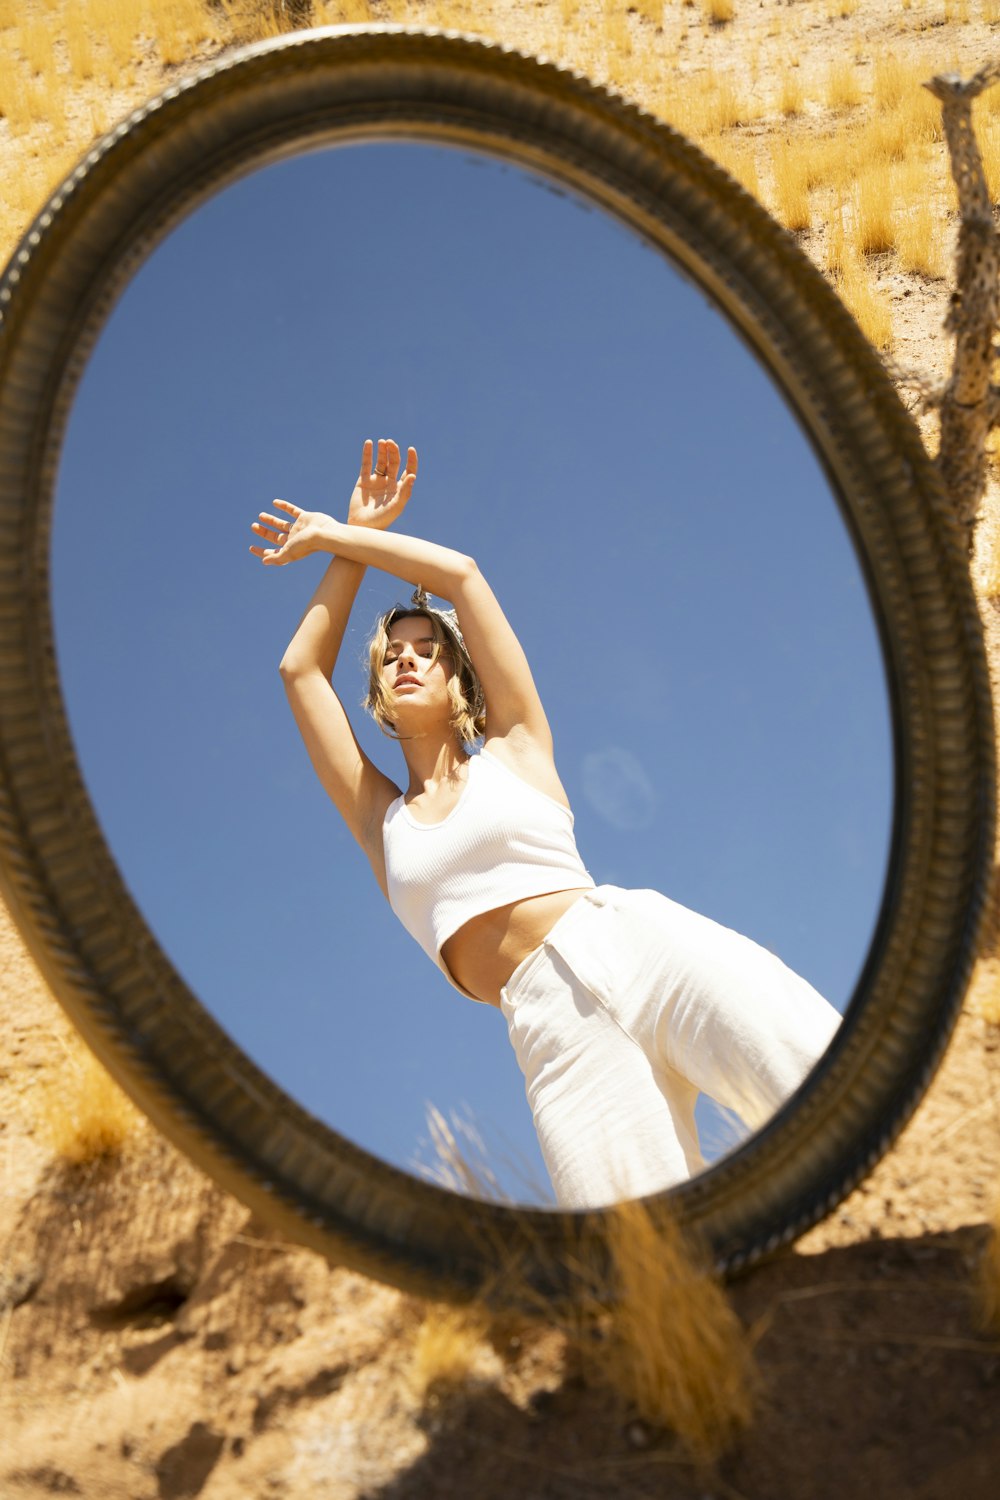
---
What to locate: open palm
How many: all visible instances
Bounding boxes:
[347,437,417,529]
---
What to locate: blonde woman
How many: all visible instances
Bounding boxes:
[250,437,840,1208]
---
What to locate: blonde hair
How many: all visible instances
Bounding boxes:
[364,605,486,746]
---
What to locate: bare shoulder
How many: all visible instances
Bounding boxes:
[481,728,571,810]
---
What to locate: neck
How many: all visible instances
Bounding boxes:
[399,729,467,795]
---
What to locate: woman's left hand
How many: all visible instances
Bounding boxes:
[249,500,332,565]
[347,438,418,529]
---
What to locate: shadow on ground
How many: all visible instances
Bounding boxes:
[366,1226,1000,1500]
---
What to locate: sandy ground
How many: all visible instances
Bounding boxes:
[3,2,1000,1496]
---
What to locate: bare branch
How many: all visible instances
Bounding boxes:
[924,66,1000,545]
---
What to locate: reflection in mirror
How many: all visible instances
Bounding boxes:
[52,142,892,1205]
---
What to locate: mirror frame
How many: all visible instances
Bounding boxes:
[0,25,993,1305]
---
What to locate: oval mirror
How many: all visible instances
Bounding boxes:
[0,27,992,1303]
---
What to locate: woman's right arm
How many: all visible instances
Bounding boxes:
[268,441,412,890]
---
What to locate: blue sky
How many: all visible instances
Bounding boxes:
[52,141,892,1203]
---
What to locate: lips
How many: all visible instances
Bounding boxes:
[395,674,421,689]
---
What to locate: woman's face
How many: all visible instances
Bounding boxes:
[382,615,454,723]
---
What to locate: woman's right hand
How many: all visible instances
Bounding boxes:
[347,437,417,529]
[249,500,333,566]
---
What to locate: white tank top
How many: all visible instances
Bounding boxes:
[382,747,595,998]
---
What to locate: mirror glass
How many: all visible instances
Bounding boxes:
[51,141,892,1205]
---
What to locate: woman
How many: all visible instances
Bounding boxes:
[250,437,840,1208]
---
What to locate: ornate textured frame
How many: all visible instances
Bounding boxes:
[0,26,993,1305]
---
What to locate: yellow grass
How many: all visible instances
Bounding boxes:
[632,0,663,24]
[26,71,67,143]
[825,59,861,111]
[65,5,97,82]
[709,133,762,201]
[986,0,1000,23]
[0,53,31,133]
[770,142,811,230]
[800,131,857,194]
[586,1200,757,1462]
[866,108,915,164]
[837,252,893,349]
[32,1035,145,1165]
[894,158,946,276]
[853,165,896,257]
[602,0,633,63]
[17,16,55,77]
[873,55,908,115]
[779,66,805,119]
[665,72,760,139]
[944,0,970,19]
[826,0,859,16]
[408,1304,490,1402]
[86,0,143,73]
[155,0,222,64]
[896,203,945,277]
[702,0,734,23]
[825,199,848,277]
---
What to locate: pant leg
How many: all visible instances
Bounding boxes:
[500,927,704,1209]
[545,886,842,1132]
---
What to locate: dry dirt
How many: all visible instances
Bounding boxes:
[4,2,1000,1497]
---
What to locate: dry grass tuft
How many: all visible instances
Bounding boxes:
[825,59,861,112]
[873,55,908,115]
[32,1034,146,1165]
[17,15,55,76]
[825,198,848,277]
[709,133,762,201]
[975,109,1000,204]
[65,5,97,82]
[702,0,734,24]
[896,193,945,278]
[408,1303,491,1402]
[853,165,896,257]
[632,0,663,24]
[579,1200,757,1462]
[837,252,893,349]
[778,66,805,119]
[412,1103,554,1205]
[154,0,222,64]
[769,142,811,231]
[670,71,761,138]
[86,0,143,74]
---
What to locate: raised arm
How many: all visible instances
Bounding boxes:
[251,440,418,888]
[256,502,554,753]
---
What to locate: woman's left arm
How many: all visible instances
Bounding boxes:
[255,502,552,747]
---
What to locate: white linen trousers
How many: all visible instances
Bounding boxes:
[499,885,841,1209]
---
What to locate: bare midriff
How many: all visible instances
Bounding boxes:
[441,886,594,1008]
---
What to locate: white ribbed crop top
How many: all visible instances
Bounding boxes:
[382,747,595,998]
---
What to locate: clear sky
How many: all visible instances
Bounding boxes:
[52,140,893,1204]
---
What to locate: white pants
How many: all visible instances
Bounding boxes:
[499,886,841,1209]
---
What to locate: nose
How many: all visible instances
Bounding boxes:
[395,644,418,672]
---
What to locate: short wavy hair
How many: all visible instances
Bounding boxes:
[364,604,487,746]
